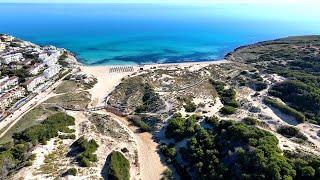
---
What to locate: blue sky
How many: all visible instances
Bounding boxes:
[1,0,320,4]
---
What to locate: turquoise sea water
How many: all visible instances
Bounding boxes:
[0,3,319,65]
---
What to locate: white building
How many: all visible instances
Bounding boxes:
[29,63,45,75]
[0,43,5,51]
[24,76,46,91]
[0,76,9,84]
[1,53,23,64]
[7,76,19,86]
[0,76,19,93]
[38,53,49,61]
[44,65,61,79]
[0,86,25,110]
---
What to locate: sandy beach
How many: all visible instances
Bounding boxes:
[80,59,227,107]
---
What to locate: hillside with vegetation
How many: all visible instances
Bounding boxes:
[163,118,320,179]
[226,36,320,124]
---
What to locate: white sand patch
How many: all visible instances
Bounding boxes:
[13,138,57,180]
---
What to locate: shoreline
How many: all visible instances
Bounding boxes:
[79,59,228,107]
[78,59,228,68]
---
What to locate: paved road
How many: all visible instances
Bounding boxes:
[0,70,73,138]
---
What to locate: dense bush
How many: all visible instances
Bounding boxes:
[128,116,151,132]
[264,97,305,123]
[162,118,320,179]
[159,144,177,164]
[210,80,239,115]
[72,137,99,167]
[253,81,268,91]
[204,115,219,127]
[135,84,164,113]
[184,100,197,113]
[0,112,75,179]
[165,115,199,141]
[242,117,259,125]
[66,168,77,176]
[13,113,75,145]
[285,151,320,179]
[58,134,76,139]
[108,151,130,180]
[220,88,239,108]
[277,125,308,141]
[180,121,304,179]
[162,169,174,180]
[220,106,236,115]
[269,80,319,124]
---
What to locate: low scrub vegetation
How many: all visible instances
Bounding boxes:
[269,80,320,124]
[227,36,320,124]
[128,116,152,132]
[107,151,130,180]
[220,106,236,115]
[242,117,259,125]
[277,125,308,141]
[159,144,177,164]
[264,97,305,123]
[165,115,199,141]
[0,113,75,179]
[71,137,99,167]
[163,119,320,179]
[183,100,197,113]
[135,83,164,113]
[211,80,239,115]
[13,113,75,145]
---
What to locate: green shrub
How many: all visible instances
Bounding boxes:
[264,97,305,123]
[160,144,177,164]
[277,125,307,141]
[128,116,151,132]
[66,168,77,176]
[254,81,268,91]
[108,151,130,180]
[72,137,99,167]
[13,113,75,145]
[210,80,239,109]
[242,117,259,125]
[161,168,173,180]
[58,134,76,139]
[181,121,298,179]
[204,116,219,127]
[220,106,236,115]
[184,101,197,112]
[165,115,199,141]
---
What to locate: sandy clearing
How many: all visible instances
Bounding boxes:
[80,66,135,107]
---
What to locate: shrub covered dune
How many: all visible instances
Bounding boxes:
[164,115,320,180]
[0,113,75,179]
[227,36,320,124]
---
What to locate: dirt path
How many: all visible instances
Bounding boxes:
[82,65,168,179]
[108,113,167,180]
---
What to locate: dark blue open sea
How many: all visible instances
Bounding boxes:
[0,3,319,65]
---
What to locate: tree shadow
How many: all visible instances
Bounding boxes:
[101,153,112,180]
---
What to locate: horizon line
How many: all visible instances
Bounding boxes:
[0,1,319,5]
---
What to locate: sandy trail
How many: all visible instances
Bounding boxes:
[81,66,168,179]
[108,113,167,180]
